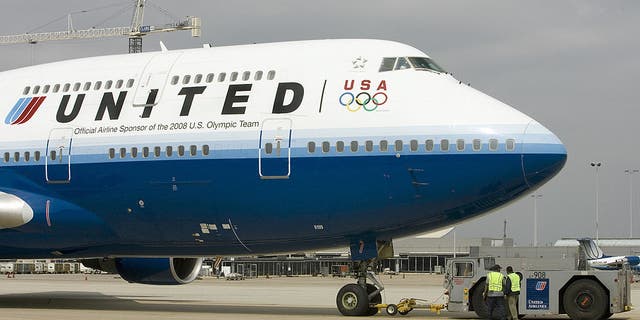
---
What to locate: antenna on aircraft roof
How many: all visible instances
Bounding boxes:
[0,0,201,53]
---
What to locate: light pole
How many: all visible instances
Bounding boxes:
[531,194,543,246]
[590,162,602,240]
[625,169,639,238]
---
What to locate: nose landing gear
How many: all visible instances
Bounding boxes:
[336,259,385,316]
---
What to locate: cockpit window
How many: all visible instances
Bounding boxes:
[379,56,447,73]
[408,57,446,73]
[379,57,396,72]
[395,57,411,70]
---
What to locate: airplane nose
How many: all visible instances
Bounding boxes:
[521,121,567,188]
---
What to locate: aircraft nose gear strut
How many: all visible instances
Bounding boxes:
[336,259,385,316]
[336,238,393,316]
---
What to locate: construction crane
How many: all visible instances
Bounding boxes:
[0,0,201,53]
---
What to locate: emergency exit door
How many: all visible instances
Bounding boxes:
[45,128,73,183]
[259,118,292,179]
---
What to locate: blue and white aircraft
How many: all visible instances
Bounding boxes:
[578,238,640,271]
[0,39,566,316]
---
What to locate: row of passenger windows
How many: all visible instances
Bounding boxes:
[171,70,276,85]
[108,145,211,159]
[3,151,41,163]
[2,138,515,164]
[23,79,135,96]
[299,138,516,154]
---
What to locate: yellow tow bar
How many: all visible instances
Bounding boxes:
[373,298,445,316]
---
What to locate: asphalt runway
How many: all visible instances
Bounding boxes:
[0,273,638,320]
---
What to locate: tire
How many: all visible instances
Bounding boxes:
[399,310,411,315]
[471,280,489,319]
[386,304,398,316]
[366,283,382,316]
[337,284,369,316]
[562,279,608,320]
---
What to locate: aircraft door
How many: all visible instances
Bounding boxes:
[132,52,183,108]
[45,128,73,183]
[259,118,292,179]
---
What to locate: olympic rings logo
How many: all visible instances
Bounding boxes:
[339,92,388,112]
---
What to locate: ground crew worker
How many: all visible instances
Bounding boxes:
[505,266,521,320]
[483,264,506,320]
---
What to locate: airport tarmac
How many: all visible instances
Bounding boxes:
[0,273,638,320]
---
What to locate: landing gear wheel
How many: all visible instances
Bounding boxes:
[366,283,382,316]
[337,283,369,316]
[562,279,608,320]
[386,304,398,316]
[471,280,489,319]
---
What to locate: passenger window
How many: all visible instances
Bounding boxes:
[171,76,179,85]
[394,140,403,152]
[53,84,60,93]
[182,75,191,85]
[350,141,358,152]
[230,72,238,81]
[166,146,173,157]
[254,71,263,81]
[307,142,316,153]
[189,145,196,156]
[108,148,115,159]
[410,140,418,152]
[115,80,123,89]
[456,139,465,151]
[105,80,113,90]
[489,139,498,151]
[73,83,81,91]
[202,145,210,156]
[142,147,149,158]
[50,150,56,161]
[506,139,516,151]
[126,79,134,88]
[425,139,434,151]
[218,73,226,82]
[23,87,30,95]
[206,73,215,83]
[131,147,138,158]
[154,146,161,157]
[440,139,449,151]
[194,74,203,84]
[379,140,388,152]
[63,83,71,92]
[365,140,373,152]
[83,82,91,91]
[336,141,345,153]
[265,143,273,154]
[13,152,19,162]
[33,85,40,94]
[395,57,411,70]
[322,141,330,153]
[24,152,30,162]
[34,151,41,161]
[473,139,481,151]
[3,152,9,163]
[379,57,397,72]
[242,71,250,81]
[94,81,102,90]
[43,85,50,93]
[178,145,185,157]
[267,70,276,80]
[119,148,126,158]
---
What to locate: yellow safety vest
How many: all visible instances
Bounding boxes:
[508,273,520,293]
[487,271,504,292]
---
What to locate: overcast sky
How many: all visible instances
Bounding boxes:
[1,1,639,246]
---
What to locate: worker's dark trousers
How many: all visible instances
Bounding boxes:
[486,296,506,320]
